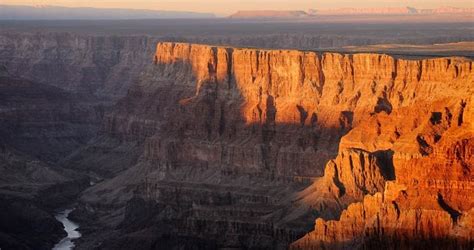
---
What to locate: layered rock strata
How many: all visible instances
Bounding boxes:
[0,33,158,98]
[74,42,473,249]
[0,69,103,163]
[291,65,474,248]
[1,29,473,103]
[107,42,473,178]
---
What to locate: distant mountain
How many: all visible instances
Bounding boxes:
[308,6,474,15]
[308,7,418,15]
[228,7,474,19]
[0,5,215,20]
[422,7,474,14]
[229,10,310,19]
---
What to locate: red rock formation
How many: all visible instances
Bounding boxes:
[291,65,474,248]
[94,42,473,248]
[123,43,471,178]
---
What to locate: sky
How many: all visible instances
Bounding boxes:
[2,0,473,15]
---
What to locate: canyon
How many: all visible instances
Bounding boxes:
[0,21,473,249]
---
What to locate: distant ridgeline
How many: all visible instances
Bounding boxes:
[229,7,474,18]
[0,4,215,20]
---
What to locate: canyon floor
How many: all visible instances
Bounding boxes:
[0,19,473,250]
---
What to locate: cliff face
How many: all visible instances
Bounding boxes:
[2,29,472,102]
[78,42,474,249]
[0,33,158,98]
[290,61,474,248]
[106,42,472,177]
[0,73,103,163]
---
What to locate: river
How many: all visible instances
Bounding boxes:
[52,209,81,250]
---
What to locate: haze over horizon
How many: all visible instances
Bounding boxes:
[2,0,473,15]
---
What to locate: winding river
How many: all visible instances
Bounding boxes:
[52,209,81,250]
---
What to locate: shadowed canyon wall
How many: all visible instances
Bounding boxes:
[0,33,158,98]
[0,67,95,249]
[69,42,473,249]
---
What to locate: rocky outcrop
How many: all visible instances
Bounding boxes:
[293,175,473,249]
[292,187,473,250]
[320,148,393,199]
[291,65,474,249]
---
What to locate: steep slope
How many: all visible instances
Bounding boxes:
[0,68,98,249]
[72,42,473,249]
[0,65,104,162]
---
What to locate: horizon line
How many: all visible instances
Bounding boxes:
[1,3,473,16]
